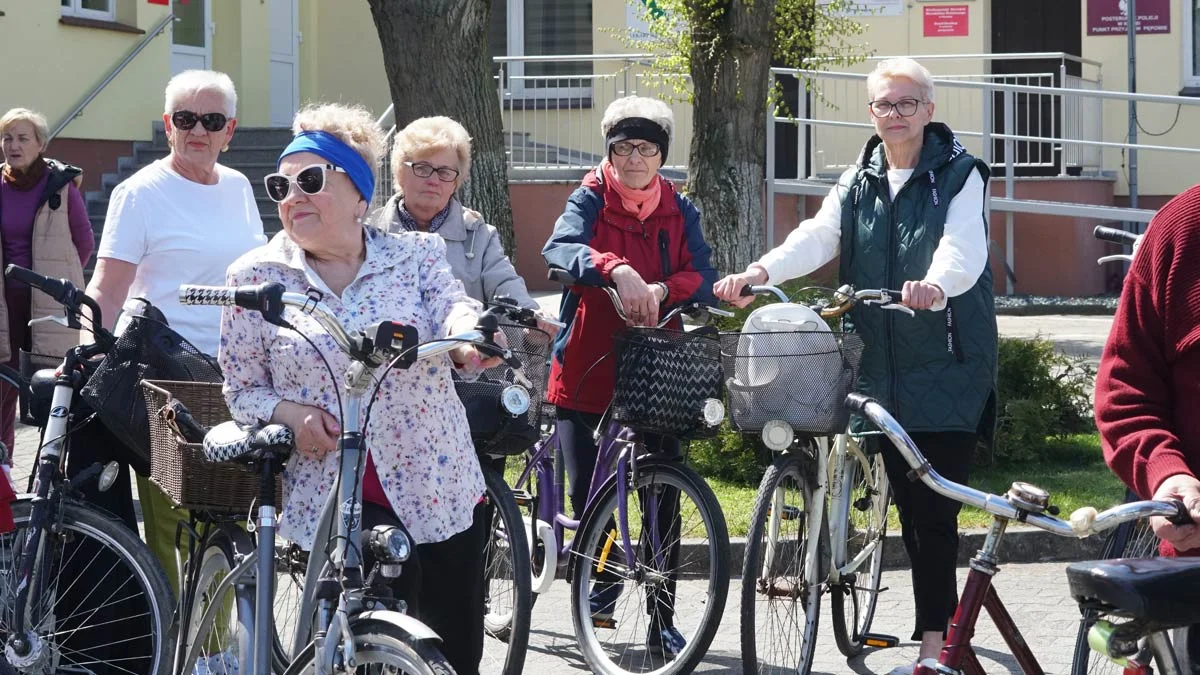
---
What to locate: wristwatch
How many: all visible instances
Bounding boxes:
[654,282,669,305]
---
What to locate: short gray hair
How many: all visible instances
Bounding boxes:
[164,70,238,118]
[600,96,674,146]
[0,108,50,148]
[391,116,473,188]
[867,58,936,103]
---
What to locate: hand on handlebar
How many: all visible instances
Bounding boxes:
[901,280,943,311]
[1150,474,1200,551]
[449,314,505,371]
[611,265,661,327]
[533,309,562,337]
[713,266,769,308]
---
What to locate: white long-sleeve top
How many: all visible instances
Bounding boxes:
[758,166,988,311]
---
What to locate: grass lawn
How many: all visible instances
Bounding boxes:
[706,433,1127,537]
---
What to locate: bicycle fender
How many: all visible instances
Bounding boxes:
[352,611,442,643]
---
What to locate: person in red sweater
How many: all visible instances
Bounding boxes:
[1095,183,1200,555]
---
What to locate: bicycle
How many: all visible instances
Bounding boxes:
[0,264,174,674]
[502,268,731,675]
[1069,223,1163,675]
[849,392,1193,675]
[730,283,912,675]
[176,280,537,674]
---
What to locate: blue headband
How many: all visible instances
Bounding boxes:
[278,130,375,203]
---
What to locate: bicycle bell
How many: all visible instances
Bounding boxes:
[501,384,532,415]
[1006,481,1051,514]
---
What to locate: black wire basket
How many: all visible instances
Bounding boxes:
[611,327,724,440]
[720,330,865,436]
[455,321,551,456]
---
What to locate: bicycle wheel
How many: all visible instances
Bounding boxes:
[830,442,890,657]
[179,529,253,675]
[479,465,531,675]
[1070,489,1161,675]
[281,618,454,674]
[271,539,310,672]
[0,497,173,675]
[570,458,729,675]
[741,451,825,675]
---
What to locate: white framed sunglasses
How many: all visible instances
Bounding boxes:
[264,163,347,203]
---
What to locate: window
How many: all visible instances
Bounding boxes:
[489,0,593,100]
[1187,0,1200,89]
[61,0,115,21]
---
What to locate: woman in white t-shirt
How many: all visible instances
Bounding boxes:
[85,69,266,593]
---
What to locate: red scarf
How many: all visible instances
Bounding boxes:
[601,159,661,221]
[2,155,47,192]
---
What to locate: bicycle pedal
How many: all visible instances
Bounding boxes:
[511,489,533,506]
[768,504,802,521]
[861,633,900,649]
[592,616,617,629]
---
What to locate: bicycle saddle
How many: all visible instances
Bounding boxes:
[203,420,294,465]
[1067,556,1200,627]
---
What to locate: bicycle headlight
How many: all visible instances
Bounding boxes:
[501,385,532,415]
[700,398,725,427]
[761,419,794,451]
[368,525,411,564]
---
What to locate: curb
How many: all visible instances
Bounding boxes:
[994,304,1115,317]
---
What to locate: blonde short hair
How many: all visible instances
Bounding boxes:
[0,108,50,148]
[600,96,675,145]
[391,116,473,189]
[867,58,936,103]
[164,70,238,117]
[292,103,388,174]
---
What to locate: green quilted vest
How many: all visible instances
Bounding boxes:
[838,122,998,438]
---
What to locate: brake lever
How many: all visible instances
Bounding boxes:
[882,303,916,317]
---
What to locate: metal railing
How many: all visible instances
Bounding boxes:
[373,103,397,212]
[50,10,175,140]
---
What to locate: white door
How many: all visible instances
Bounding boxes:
[269,0,300,127]
[169,0,211,75]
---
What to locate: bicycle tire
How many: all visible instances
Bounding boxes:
[0,497,174,675]
[570,458,729,675]
[178,529,253,675]
[741,451,825,675]
[271,538,310,672]
[1069,488,1162,675]
[830,444,890,657]
[480,465,532,675]
[280,618,453,675]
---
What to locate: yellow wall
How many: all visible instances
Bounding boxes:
[0,1,173,142]
[299,0,390,116]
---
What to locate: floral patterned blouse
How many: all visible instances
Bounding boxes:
[219,226,486,549]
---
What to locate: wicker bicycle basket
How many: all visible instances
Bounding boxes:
[610,327,724,440]
[141,379,282,516]
[454,322,551,456]
[720,331,865,435]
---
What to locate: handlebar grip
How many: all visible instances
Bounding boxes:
[844,392,876,414]
[882,288,905,300]
[739,284,754,297]
[179,285,236,306]
[1093,225,1139,245]
[1166,499,1194,526]
[6,264,69,301]
[547,268,578,287]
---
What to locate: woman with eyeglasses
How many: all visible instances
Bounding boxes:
[541,95,717,659]
[714,57,997,674]
[221,102,495,675]
[85,69,266,594]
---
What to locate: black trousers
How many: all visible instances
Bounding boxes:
[878,431,976,641]
[361,500,487,675]
[556,406,682,624]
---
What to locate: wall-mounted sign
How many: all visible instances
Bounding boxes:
[1087,0,1170,35]
[818,0,904,18]
[923,5,969,37]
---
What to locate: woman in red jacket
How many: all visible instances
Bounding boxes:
[1095,184,1200,555]
[541,96,716,657]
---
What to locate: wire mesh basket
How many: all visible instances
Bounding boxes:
[611,327,724,440]
[720,331,865,435]
[142,380,281,516]
[455,322,551,456]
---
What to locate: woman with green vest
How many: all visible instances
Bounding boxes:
[715,57,997,674]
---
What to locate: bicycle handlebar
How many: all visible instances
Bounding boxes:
[740,283,915,318]
[845,393,1190,537]
[1093,225,1140,246]
[546,267,734,326]
[5,264,110,342]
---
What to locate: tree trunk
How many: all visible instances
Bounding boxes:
[366,0,515,253]
[686,0,778,275]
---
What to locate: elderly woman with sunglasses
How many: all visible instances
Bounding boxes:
[372,116,557,334]
[714,57,996,674]
[221,102,496,675]
[85,69,265,591]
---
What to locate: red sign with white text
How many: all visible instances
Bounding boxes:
[923,5,969,37]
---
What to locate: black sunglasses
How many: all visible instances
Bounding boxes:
[171,110,229,132]
[264,163,347,203]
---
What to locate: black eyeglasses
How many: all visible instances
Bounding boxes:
[867,99,925,118]
[405,161,460,183]
[264,163,347,203]
[611,141,661,157]
[171,110,229,132]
